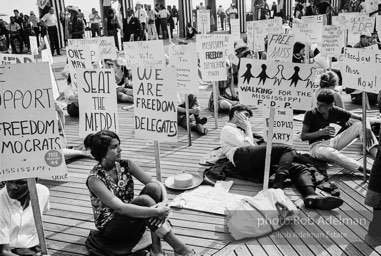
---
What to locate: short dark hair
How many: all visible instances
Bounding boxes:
[14,9,19,13]
[293,41,305,54]
[317,89,335,105]
[84,130,120,162]
[228,104,253,120]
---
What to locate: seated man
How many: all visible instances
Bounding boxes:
[0,179,50,256]
[220,104,343,210]
[177,94,208,135]
[301,89,378,173]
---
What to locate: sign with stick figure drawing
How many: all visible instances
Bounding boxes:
[238,59,316,110]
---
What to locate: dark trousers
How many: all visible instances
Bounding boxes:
[102,182,163,242]
[107,29,119,50]
[10,34,22,54]
[33,27,40,47]
[22,30,30,51]
[67,103,79,117]
[160,19,168,39]
[155,19,161,37]
[91,23,101,37]
[177,94,202,129]
[47,26,60,55]
[220,16,225,29]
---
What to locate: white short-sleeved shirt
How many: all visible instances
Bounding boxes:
[41,13,57,27]
[0,184,50,248]
[135,9,148,23]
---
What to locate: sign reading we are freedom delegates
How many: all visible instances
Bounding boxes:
[0,63,67,181]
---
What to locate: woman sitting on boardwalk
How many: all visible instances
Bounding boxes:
[84,130,201,256]
[314,71,344,109]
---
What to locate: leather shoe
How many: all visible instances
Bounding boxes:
[304,195,343,210]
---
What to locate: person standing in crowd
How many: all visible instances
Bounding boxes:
[316,0,332,14]
[305,0,317,15]
[274,0,284,18]
[0,179,50,256]
[68,6,85,39]
[104,8,121,50]
[147,5,158,40]
[154,4,162,38]
[159,5,170,39]
[217,5,225,30]
[7,16,22,54]
[13,10,24,53]
[122,8,142,42]
[59,11,67,45]
[89,8,102,37]
[271,2,277,18]
[21,14,31,53]
[135,1,148,40]
[172,5,179,25]
[167,5,175,38]
[41,6,61,55]
[294,0,304,19]
[29,11,40,47]
[226,4,238,32]
[0,19,9,52]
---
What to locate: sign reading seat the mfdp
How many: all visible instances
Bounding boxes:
[0,63,67,181]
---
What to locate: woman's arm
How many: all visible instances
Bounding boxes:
[334,92,345,109]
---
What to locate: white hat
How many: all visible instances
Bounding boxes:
[164,173,203,190]
[67,6,79,14]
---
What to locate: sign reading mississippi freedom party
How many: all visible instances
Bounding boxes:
[238,59,316,110]
[133,67,178,142]
[342,47,381,94]
[0,63,67,181]
[77,69,119,138]
[263,108,294,145]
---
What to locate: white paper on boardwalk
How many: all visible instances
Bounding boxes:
[77,69,119,138]
[321,25,344,58]
[168,43,199,94]
[133,67,178,142]
[263,108,294,145]
[292,15,324,43]
[0,63,67,181]
[342,47,381,94]
[238,59,316,111]
[123,41,166,69]
[253,18,283,52]
[68,38,100,62]
[267,33,295,62]
[197,10,211,34]
[197,34,227,82]
[230,19,241,42]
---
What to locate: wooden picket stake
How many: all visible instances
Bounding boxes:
[168,25,172,43]
[154,141,162,181]
[27,178,49,255]
[362,91,368,182]
[184,93,192,146]
[263,107,275,190]
[213,81,219,128]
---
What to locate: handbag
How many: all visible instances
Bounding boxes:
[226,189,299,240]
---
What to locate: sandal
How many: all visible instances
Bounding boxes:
[147,250,167,256]
[174,249,201,256]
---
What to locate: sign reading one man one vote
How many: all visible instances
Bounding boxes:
[124,41,165,69]
[321,25,344,57]
[267,33,294,62]
[263,108,293,145]
[77,69,119,138]
[342,47,381,94]
[197,10,211,34]
[0,63,67,181]
[238,59,316,110]
[133,67,178,142]
[66,44,92,89]
[169,44,199,94]
[252,18,283,52]
[197,35,227,81]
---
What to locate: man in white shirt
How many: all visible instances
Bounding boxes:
[135,2,148,40]
[89,8,101,37]
[217,5,226,30]
[0,179,50,256]
[41,7,61,55]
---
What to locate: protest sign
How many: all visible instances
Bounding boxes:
[98,37,117,60]
[263,108,293,145]
[66,44,92,71]
[197,35,227,81]
[68,38,100,62]
[246,21,254,51]
[377,15,381,32]
[238,59,316,110]
[342,47,381,94]
[0,54,35,64]
[43,37,54,64]
[169,44,199,94]
[253,18,283,52]
[38,0,49,9]
[29,36,38,56]
[0,63,67,181]
[77,69,119,138]
[230,19,241,42]
[365,0,379,13]
[321,25,344,57]
[267,33,294,62]
[293,15,323,43]
[133,67,178,142]
[123,41,165,69]
[197,10,211,34]
[333,13,375,34]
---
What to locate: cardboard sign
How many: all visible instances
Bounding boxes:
[333,13,375,34]
[66,45,92,71]
[230,19,241,42]
[293,15,324,43]
[253,18,283,52]
[321,25,344,57]
[263,108,293,145]
[197,10,211,34]
[133,67,178,142]
[0,54,35,64]
[77,69,119,138]
[238,59,316,110]
[123,41,165,69]
[98,37,117,60]
[342,47,381,94]
[38,0,49,9]
[197,35,227,81]
[0,63,67,181]
[267,33,294,62]
[68,38,100,62]
[168,44,199,94]
[246,21,254,51]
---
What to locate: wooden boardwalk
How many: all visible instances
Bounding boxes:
[39,74,381,255]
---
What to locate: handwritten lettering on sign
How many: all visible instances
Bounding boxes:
[197,10,211,34]
[238,59,316,110]
[321,25,344,57]
[263,108,294,145]
[77,69,119,138]
[253,18,283,52]
[342,47,381,94]
[98,37,117,60]
[0,63,67,181]
[292,15,323,43]
[68,38,100,62]
[133,67,178,142]
[267,33,294,62]
[0,54,34,64]
[123,41,165,69]
[333,13,375,34]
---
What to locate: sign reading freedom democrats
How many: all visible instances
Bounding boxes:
[263,108,293,145]
[123,41,165,69]
[0,63,67,181]
[197,35,227,81]
[342,47,381,94]
[77,69,119,138]
[133,67,178,142]
[238,59,316,110]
